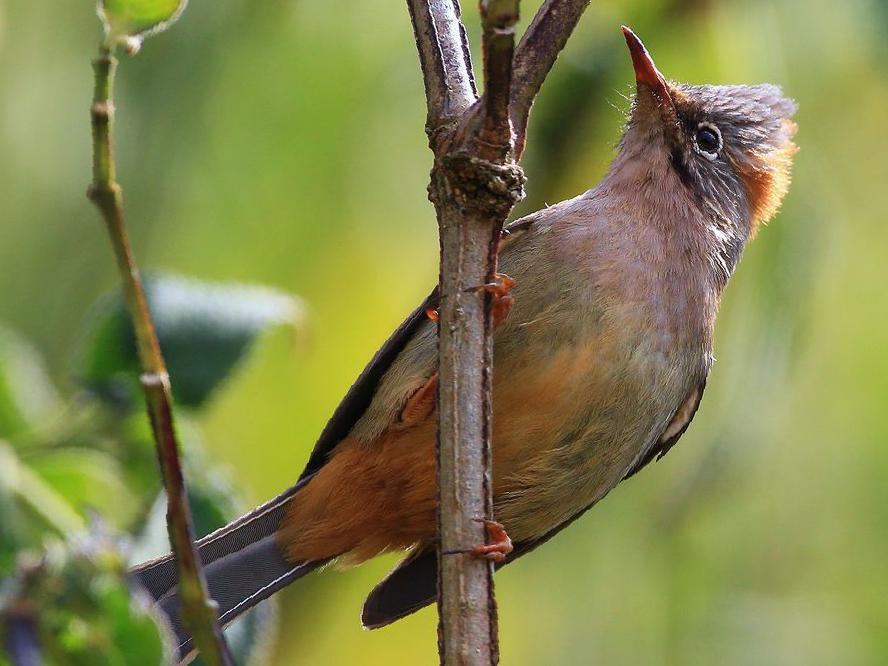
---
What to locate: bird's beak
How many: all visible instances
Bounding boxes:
[621,26,675,114]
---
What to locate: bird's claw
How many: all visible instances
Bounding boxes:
[466,273,515,327]
[467,273,515,298]
[468,518,513,563]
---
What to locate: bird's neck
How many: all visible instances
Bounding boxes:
[601,143,749,291]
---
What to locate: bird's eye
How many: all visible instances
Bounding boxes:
[694,122,722,161]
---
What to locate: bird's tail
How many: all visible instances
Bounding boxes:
[130,478,329,661]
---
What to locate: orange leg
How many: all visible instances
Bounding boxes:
[467,273,515,328]
[441,518,513,563]
[428,273,514,326]
[469,518,513,563]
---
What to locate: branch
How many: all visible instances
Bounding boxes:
[407,0,587,661]
[477,0,521,158]
[510,0,591,157]
[87,48,233,666]
[408,1,522,664]
[407,0,478,143]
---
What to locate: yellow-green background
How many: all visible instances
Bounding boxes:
[2,0,887,663]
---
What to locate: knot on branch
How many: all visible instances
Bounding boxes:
[90,100,114,120]
[86,182,121,201]
[434,152,526,219]
[140,370,172,392]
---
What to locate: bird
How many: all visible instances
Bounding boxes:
[132,25,798,660]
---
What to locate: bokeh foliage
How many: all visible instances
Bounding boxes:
[0,271,296,664]
[1,0,887,664]
[1,534,172,666]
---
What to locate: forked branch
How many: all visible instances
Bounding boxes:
[407,0,478,144]
[406,0,589,664]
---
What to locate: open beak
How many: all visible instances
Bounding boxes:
[621,26,674,112]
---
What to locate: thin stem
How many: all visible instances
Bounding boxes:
[87,46,233,666]
[407,0,587,661]
[408,1,523,664]
[510,0,592,157]
[434,7,523,666]
[406,0,479,144]
[478,0,521,158]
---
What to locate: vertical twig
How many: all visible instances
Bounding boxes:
[408,0,523,663]
[407,0,478,139]
[510,0,592,157]
[86,47,233,666]
[435,3,522,665]
[408,0,591,661]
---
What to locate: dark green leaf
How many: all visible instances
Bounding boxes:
[129,439,241,563]
[78,274,302,409]
[0,443,84,547]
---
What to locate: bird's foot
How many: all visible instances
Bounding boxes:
[468,518,513,563]
[428,274,515,326]
[467,273,515,327]
[440,519,513,562]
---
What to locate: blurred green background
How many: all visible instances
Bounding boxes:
[2,0,887,664]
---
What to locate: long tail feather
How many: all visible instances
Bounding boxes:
[131,478,328,660]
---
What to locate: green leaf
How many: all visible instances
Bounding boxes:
[78,274,302,409]
[28,449,139,528]
[98,0,189,51]
[110,409,168,508]
[0,443,84,577]
[0,443,85,541]
[0,326,60,440]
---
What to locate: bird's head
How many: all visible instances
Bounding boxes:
[617,26,797,243]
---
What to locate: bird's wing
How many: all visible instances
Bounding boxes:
[621,380,706,480]
[298,213,542,481]
[361,379,708,628]
[507,380,706,555]
[298,288,438,480]
[501,381,706,557]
